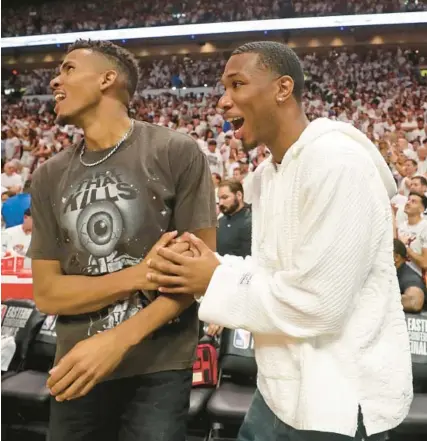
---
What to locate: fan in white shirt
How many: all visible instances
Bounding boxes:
[416,146,427,176]
[2,208,32,257]
[397,192,427,277]
[411,118,426,143]
[147,42,412,441]
[394,175,427,225]
[398,158,418,197]
[1,162,23,192]
[204,139,224,177]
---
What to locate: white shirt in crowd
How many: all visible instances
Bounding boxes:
[4,137,20,161]
[199,118,412,437]
[1,173,22,189]
[205,150,224,177]
[417,159,427,176]
[397,219,427,276]
[2,225,32,257]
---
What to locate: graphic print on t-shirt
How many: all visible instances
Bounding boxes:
[59,165,158,336]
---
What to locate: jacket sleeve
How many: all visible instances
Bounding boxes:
[199,160,387,338]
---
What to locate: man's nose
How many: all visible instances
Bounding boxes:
[50,75,61,91]
[218,94,233,113]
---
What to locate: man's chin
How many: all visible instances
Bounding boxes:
[55,113,68,126]
[242,138,259,152]
[55,111,75,126]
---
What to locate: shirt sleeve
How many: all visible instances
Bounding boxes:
[199,159,386,338]
[26,166,61,261]
[400,271,426,294]
[170,135,217,233]
[239,212,252,257]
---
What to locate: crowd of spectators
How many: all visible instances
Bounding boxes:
[4,55,228,95]
[2,0,425,37]
[2,48,426,178]
[2,47,427,309]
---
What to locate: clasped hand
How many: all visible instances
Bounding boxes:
[47,232,219,402]
[146,232,220,296]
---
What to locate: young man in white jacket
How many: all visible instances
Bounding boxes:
[146,41,413,441]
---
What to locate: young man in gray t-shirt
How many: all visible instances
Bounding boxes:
[28,39,217,441]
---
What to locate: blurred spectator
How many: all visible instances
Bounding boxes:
[3,129,21,161]
[211,172,222,207]
[1,180,32,228]
[1,162,23,193]
[217,179,252,258]
[205,139,224,177]
[394,238,426,313]
[397,192,427,277]
[2,208,33,257]
[205,178,252,338]
[410,176,427,197]
[399,159,418,196]
[1,191,15,204]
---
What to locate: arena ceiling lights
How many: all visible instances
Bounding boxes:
[1,11,427,49]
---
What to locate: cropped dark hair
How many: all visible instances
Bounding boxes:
[67,39,140,101]
[393,239,407,259]
[219,179,244,196]
[232,41,304,102]
[411,176,427,187]
[406,158,418,167]
[409,191,427,211]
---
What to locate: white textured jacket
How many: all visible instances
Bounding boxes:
[199,118,413,437]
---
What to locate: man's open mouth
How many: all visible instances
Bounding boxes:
[227,117,245,139]
[230,117,244,131]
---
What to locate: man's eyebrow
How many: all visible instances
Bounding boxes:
[219,72,241,84]
[59,60,73,72]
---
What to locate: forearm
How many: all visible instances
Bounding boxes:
[34,266,139,316]
[111,295,195,349]
[406,248,427,270]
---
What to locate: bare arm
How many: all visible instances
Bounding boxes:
[401,286,425,313]
[406,247,427,271]
[32,260,140,315]
[111,227,216,349]
[31,232,177,315]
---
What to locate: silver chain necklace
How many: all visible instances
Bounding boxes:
[79,119,135,167]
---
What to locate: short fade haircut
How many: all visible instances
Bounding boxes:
[232,41,304,102]
[406,158,418,167]
[219,179,244,197]
[409,191,427,211]
[67,39,140,102]
[393,239,407,259]
[412,175,427,187]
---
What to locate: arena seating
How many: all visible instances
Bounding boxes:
[1,299,46,379]
[1,302,427,440]
[393,312,427,436]
[2,314,56,409]
[206,328,257,439]
[2,0,425,38]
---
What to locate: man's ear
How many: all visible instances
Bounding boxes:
[100,70,118,92]
[276,75,294,104]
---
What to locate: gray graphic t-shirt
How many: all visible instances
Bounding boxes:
[27,121,217,379]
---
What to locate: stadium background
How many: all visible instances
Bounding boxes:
[1,1,427,441]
